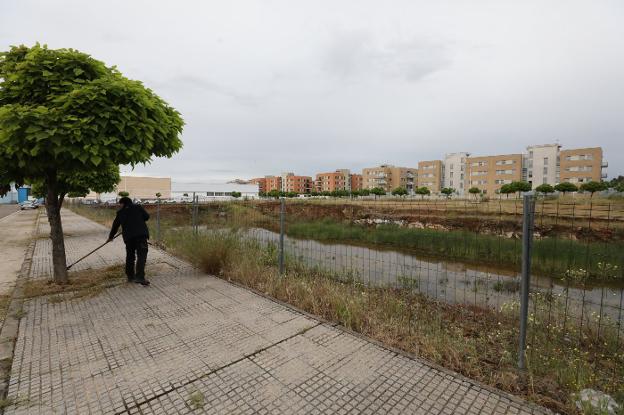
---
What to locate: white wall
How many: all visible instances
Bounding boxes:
[526,144,559,188]
[443,152,470,195]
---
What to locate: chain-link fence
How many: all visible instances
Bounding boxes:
[71,194,624,411]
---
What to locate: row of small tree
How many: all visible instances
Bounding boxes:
[258,179,622,201]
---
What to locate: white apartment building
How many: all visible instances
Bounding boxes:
[443,152,470,195]
[525,144,560,188]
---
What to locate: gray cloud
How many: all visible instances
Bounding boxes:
[1,0,622,183]
[323,31,450,82]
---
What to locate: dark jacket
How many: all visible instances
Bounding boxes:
[109,203,150,242]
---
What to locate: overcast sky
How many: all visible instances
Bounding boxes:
[2,0,623,183]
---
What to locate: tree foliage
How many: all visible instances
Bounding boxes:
[415,186,430,199]
[579,181,607,197]
[608,175,623,189]
[391,187,408,196]
[118,191,129,197]
[499,184,514,198]
[267,189,281,199]
[535,183,554,195]
[370,187,386,197]
[230,191,242,198]
[510,181,531,193]
[440,187,454,198]
[0,44,184,283]
[554,182,578,195]
[468,187,481,196]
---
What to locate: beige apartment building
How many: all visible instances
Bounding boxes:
[362,165,417,193]
[417,160,443,192]
[86,176,172,200]
[559,147,606,184]
[465,154,523,195]
[114,176,171,199]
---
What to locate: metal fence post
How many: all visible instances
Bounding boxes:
[518,193,535,370]
[279,197,285,274]
[192,192,197,235]
[156,198,161,241]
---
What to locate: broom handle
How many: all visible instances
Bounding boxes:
[66,233,121,270]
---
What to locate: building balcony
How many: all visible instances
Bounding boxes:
[602,172,608,179]
[602,161,608,168]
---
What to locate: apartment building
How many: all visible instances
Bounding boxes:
[264,176,282,192]
[417,160,443,192]
[443,152,470,195]
[350,174,363,191]
[559,147,606,184]
[525,144,560,187]
[283,174,313,194]
[249,177,266,193]
[465,154,523,195]
[315,169,351,192]
[362,165,417,193]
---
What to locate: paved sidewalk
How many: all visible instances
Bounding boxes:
[3,210,549,414]
[0,209,38,297]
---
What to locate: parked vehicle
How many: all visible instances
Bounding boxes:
[19,201,38,210]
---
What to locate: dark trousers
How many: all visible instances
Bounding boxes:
[125,237,148,280]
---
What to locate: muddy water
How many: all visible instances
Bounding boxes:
[224,228,622,323]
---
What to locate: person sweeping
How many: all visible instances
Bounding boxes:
[108,197,151,286]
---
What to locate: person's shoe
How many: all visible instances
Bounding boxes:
[127,277,134,283]
[133,278,150,286]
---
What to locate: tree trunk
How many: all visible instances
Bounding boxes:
[45,175,68,284]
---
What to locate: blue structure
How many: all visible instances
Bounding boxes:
[17,187,30,203]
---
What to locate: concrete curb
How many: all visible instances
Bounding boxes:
[0,211,38,410]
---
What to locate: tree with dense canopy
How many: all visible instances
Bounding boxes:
[391,187,408,197]
[510,181,531,197]
[554,182,578,195]
[118,191,130,197]
[0,44,184,283]
[370,187,386,198]
[579,181,608,197]
[440,187,454,198]
[415,186,430,199]
[31,164,120,199]
[499,183,514,199]
[230,191,241,198]
[468,187,481,199]
[535,183,555,196]
[267,189,281,199]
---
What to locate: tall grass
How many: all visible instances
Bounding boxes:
[163,229,623,415]
[287,220,624,283]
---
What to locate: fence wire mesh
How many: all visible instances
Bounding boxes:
[71,194,624,412]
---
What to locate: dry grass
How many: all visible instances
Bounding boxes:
[22,265,125,302]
